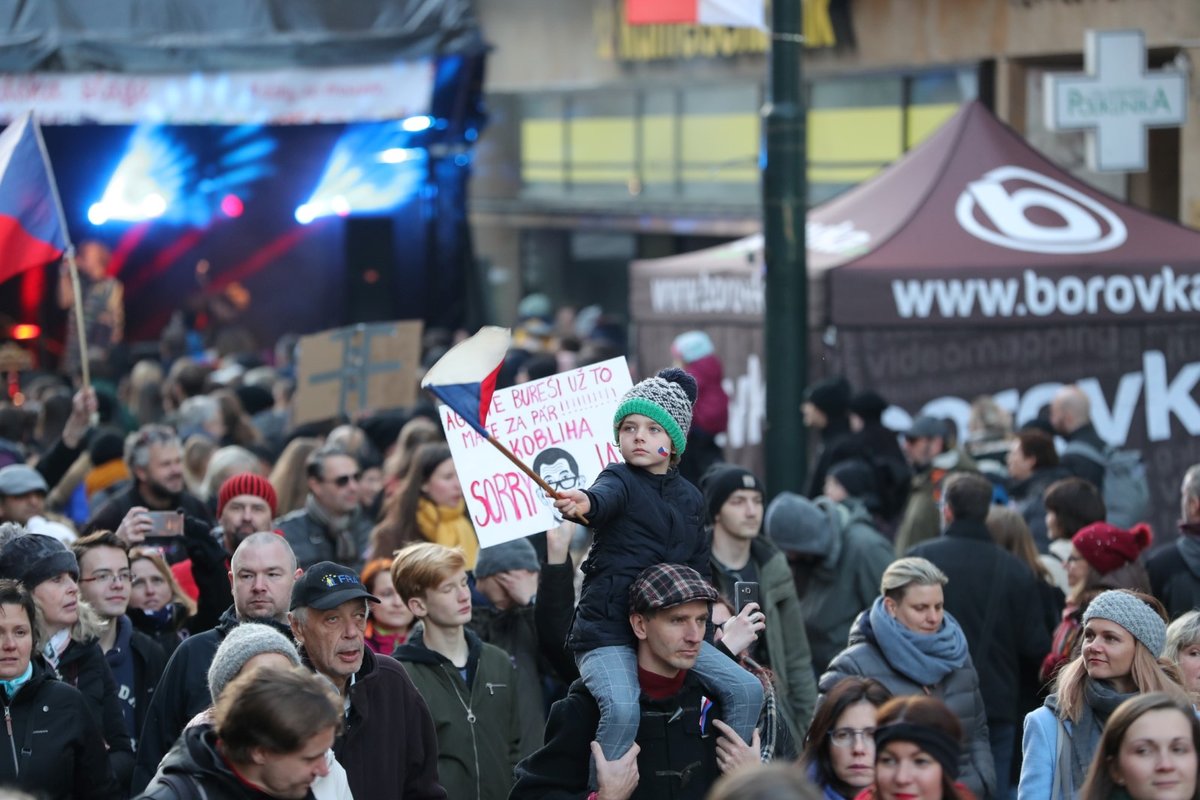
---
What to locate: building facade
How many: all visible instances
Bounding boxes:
[471,0,1200,323]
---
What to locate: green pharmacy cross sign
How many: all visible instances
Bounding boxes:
[1044,29,1188,173]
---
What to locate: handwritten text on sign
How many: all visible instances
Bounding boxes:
[440,357,633,548]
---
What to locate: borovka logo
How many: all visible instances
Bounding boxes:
[955,165,1127,254]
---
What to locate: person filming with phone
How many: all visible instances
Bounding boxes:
[87,424,214,544]
[702,465,817,740]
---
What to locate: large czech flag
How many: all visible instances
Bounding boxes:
[421,326,511,438]
[0,113,67,285]
[626,0,764,27]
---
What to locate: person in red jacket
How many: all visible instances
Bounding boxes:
[671,330,729,486]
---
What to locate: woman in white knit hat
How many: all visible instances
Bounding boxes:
[1019,589,1189,800]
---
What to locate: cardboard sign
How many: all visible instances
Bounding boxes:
[440,356,634,548]
[293,321,423,425]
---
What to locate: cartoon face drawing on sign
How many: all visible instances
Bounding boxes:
[533,447,586,520]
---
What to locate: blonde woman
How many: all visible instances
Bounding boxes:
[1019,590,1188,800]
[128,546,196,658]
[819,557,994,799]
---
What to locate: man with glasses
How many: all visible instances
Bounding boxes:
[72,530,167,754]
[532,447,585,522]
[276,443,373,571]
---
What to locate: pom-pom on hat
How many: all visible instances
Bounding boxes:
[1083,589,1167,657]
[1071,521,1152,575]
[217,472,278,518]
[612,367,697,456]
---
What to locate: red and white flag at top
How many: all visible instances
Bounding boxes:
[625,0,765,28]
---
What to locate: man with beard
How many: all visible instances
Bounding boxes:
[87,424,214,536]
[131,532,302,793]
[170,472,278,632]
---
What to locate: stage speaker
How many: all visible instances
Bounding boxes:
[344,216,399,323]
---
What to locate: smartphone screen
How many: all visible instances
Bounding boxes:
[146,511,183,537]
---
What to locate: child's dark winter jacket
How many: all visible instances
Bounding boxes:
[568,462,709,653]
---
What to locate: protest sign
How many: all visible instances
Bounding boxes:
[293,320,423,425]
[440,356,633,548]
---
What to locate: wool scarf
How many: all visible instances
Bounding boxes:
[867,596,969,687]
[1067,678,1136,790]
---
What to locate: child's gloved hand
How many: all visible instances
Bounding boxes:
[553,489,591,521]
[719,602,765,656]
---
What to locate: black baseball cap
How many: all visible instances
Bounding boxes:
[290,561,380,611]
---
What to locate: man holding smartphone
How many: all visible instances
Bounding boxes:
[701,465,816,739]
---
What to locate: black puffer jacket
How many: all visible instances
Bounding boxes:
[0,660,120,799]
[139,724,315,799]
[569,463,709,652]
[55,636,135,789]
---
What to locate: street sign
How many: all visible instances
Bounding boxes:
[1044,29,1187,173]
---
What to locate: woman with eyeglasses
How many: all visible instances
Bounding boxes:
[1020,589,1189,800]
[369,442,478,567]
[0,533,134,789]
[0,578,119,799]
[127,547,196,658]
[1041,521,1153,684]
[1078,691,1200,800]
[802,676,892,800]
[857,695,976,800]
[818,558,994,799]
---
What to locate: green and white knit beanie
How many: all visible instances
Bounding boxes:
[612,367,698,455]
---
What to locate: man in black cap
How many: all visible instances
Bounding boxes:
[511,563,751,800]
[289,560,445,800]
[802,376,854,498]
[894,415,976,555]
[702,465,815,738]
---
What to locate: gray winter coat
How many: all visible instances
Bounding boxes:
[787,498,894,674]
[818,612,996,800]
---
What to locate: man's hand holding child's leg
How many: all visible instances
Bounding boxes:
[591,741,639,800]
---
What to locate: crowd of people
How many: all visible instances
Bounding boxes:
[0,297,1196,800]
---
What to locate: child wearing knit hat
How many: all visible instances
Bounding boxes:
[552,368,763,782]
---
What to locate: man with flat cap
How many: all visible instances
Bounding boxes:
[511,563,753,800]
[289,560,445,800]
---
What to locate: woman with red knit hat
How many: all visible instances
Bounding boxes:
[1041,522,1152,683]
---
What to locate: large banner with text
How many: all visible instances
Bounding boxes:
[440,357,633,548]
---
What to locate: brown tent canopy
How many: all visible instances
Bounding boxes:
[629,101,1200,539]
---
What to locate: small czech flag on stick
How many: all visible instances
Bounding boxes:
[421,326,588,523]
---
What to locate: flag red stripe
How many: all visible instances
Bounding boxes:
[0,216,63,285]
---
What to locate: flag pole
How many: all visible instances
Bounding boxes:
[29,114,93,400]
[484,434,590,526]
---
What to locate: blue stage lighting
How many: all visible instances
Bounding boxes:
[88,126,191,225]
[295,123,427,223]
[89,124,276,227]
[401,115,435,133]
